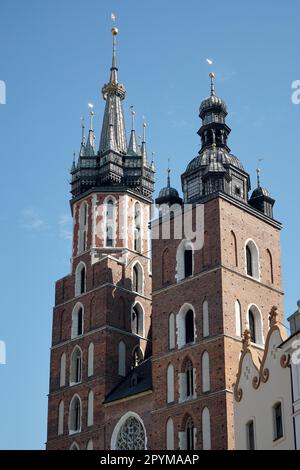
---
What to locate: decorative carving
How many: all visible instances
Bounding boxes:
[269,306,279,328]
[234,386,243,403]
[252,375,260,389]
[280,353,290,368]
[116,417,146,450]
[261,367,269,383]
[242,329,251,351]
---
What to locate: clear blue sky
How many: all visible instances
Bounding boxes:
[0,0,300,449]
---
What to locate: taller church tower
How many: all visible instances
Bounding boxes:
[46,27,155,450]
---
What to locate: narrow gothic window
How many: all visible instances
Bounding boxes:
[58,400,64,436]
[132,346,143,368]
[185,361,194,398]
[106,225,113,247]
[71,304,84,339]
[167,364,174,403]
[186,417,195,450]
[273,402,283,440]
[134,203,141,252]
[78,202,88,254]
[106,199,115,247]
[184,249,193,278]
[70,347,82,384]
[131,304,143,336]
[246,246,253,276]
[132,263,142,294]
[249,309,256,343]
[185,310,194,344]
[60,352,66,387]
[168,313,176,350]
[118,341,126,376]
[246,420,255,450]
[80,266,85,294]
[202,351,210,393]
[69,396,81,434]
[77,308,83,336]
[115,416,146,450]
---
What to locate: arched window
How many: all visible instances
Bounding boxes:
[166,418,174,450]
[70,347,82,385]
[167,364,175,403]
[202,407,211,450]
[131,303,144,337]
[86,440,93,450]
[60,352,66,387]
[273,402,283,440]
[184,249,193,278]
[202,300,209,337]
[185,360,194,399]
[70,442,80,450]
[185,417,195,450]
[87,390,94,427]
[134,203,141,252]
[235,300,242,337]
[176,240,194,282]
[69,395,82,434]
[106,199,115,247]
[78,202,88,254]
[58,400,64,435]
[245,240,259,279]
[132,262,143,294]
[118,341,126,376]
[267,249,274,284]
[202,351,210,393]
[185,310,195,344]
[177,304,196,348]
[132,346,143,368]
[231,230,238,267]
[248,305,264,345]
[111,413,146,450]
[71,304,84,338]
[88,343,94,377]
[168,313,176,350]
[75,262,86,296]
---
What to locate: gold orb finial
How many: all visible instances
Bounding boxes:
[209,71,215,79]
[111,27,119,36]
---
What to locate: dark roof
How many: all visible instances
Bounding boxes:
[185,147,244,173]
[199,95,227,117]
[250,186,271,199]
[104,358,152,404]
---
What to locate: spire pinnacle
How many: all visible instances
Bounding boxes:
[128,107,138,155]
[167,158,171,188]
[79,116,86,156]
[256,158,263,188]
[110,26,119,84]
[209,72,215,96]
[141,120,147,163]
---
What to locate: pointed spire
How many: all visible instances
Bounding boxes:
[79,116,86,157]
[110,27,119,84]
[151,151,155,170]
[128,107,138,155]
[71,151,76,171]
[209,72,215,96]
[141,120,147,163]
[99,27,127,155]
[256,158,263,188]
[85,109,96,156]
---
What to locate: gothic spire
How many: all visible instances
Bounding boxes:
[79,116,86,157]
[141,120,147,163]
[128,108,138,155]
[99,27,127,155]
[85,108,96,156]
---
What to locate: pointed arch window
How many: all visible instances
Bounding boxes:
[70,347,82,385]
[75,262,86,296]
[167,364,175,403]
[106,199,115,247]
[185,360,194,399]
[58,400,64,436]
[246,246,252,276]
[132,263,143,294]
[267,249,274,284]
[248,305,264,345]
[60,352,66,387]
[202,300,209,337]
[69,395,82,434]
[87,390,94,427]
[202,351,210,393]
[78,202,88,254]
[185,310,195,344]
[249,309,256,343]
[132,346,143,368]
[134,203,141,252]
[235,300,242,337]
[168,313,176,350]
[245,240,259,279]
[71,304,84,338]
[166,418,174,450]
[88,343,94,377]
[202,407,211,450]
[131,303,144,337]
[185,417,195,450]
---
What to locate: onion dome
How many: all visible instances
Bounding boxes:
[155,164,182,206]
[249,168,275,218]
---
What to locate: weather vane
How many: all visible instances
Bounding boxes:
[256,158,263,188]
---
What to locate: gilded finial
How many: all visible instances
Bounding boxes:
[167,158,171,188]
[88,103,94,130]
[111,12,118,35]
[130,106,135,130]
[209,71,215,96]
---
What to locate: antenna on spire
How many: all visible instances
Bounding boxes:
[167,158,171,188]
[256,158,263,188]
[111,13,118,72]
[209,72,215,96]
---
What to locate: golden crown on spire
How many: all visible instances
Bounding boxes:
[111,27,118,36]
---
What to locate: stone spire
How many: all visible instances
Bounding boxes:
[79,116,86,157]
[128,108,138,155]
[85,108,96,157]
[99,27,127,155]
[141,120,147,163]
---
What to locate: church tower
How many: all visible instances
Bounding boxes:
[151,72,284,450]
[46,27,155,450]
